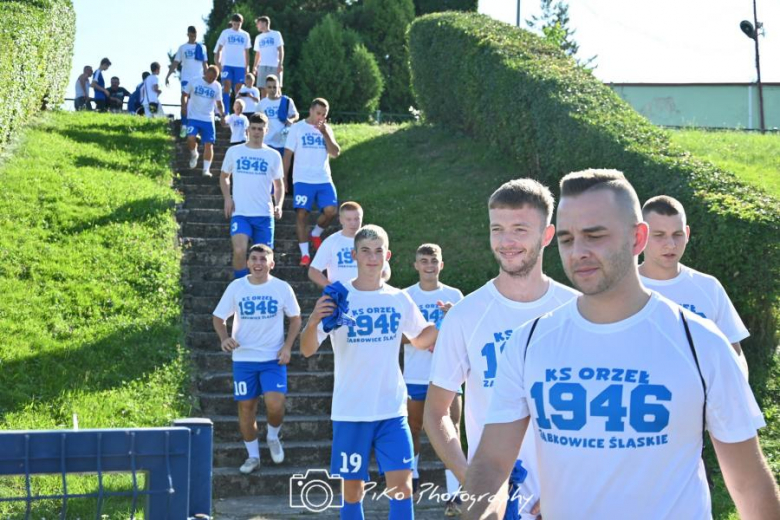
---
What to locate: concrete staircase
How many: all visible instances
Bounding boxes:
[174,124,448,518]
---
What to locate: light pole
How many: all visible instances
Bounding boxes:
[740,0,765,133]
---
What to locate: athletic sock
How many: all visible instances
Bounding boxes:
[412,454,419,479]
[445,469,460,496]
[202,159,212,173]
[299,243,310,256]
[244,439,259,459]
[234,268,249,279]
[311,225,324,237]
[223,93,231,114]
[388,497,413,520]
[267,424,281,441]
[341,500,364,520]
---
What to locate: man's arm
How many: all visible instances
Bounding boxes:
[307,267,330,289]
[423,385,469,483]
[244,49,250,72]
[283,148,294,191]
[252,47,261,73]
[713,435,780,519]
[277,46,284,74]
[320,124,340,158]
[277,315,302,365]
[408,324,437,350]
[272,178,284,219]
[91,78,109,96]
[300,295,336,357]
[732,342,749,377]
[214,45,223,69]
[212,315,239,352]
[166,60,180,86]
[462,419,529,520]
[220,172,234,219]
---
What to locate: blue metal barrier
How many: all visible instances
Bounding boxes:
[0,419,213,520]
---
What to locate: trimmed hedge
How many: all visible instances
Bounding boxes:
[409,13,779,381]
[0,0,75,151]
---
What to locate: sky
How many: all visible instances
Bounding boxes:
[69,0,780,109]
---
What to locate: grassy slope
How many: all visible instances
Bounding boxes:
[669,129,780,198]
[0,112,188,518]
[333,122,779,520]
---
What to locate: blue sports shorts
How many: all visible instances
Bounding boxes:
[221,65,246,86]
[230,215,274,248]
[232,360,288,400]
[187,118,216,144]
[330,417,413,481]
[293,182,337,212]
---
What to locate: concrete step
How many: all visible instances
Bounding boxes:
[198,391,332,417]
[213,438,441,469]
[192,350,334,373]
[181,221,299,238]
[183,294,320,314]
[181,240,304,259]
[177,208,302,224]
[212,462,447,499]
[199,371,333,394]
[183,265,311,283]
[181,196,296,211]
[211,414,331,444]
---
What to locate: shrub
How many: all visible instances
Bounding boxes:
[415,0,477,15]
[0,0,75,151]
[409,13,780,385]
[298,15,384,118]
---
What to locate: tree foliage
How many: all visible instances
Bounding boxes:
[527,0,596,67]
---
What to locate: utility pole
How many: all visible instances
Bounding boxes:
[752,0,765,133]
[516,0,521,27]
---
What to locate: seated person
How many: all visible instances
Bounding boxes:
[106,77,132,112]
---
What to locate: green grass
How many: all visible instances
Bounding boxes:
[669,129,780,198]
[332,122,780,520]
[0,111,189,518]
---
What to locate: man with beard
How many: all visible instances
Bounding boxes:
[464,169,777,519]
[425,178,578,519]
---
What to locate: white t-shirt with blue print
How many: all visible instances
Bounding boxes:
[186,77,223,122]
[215,28,251,67]
[221,144,283,217]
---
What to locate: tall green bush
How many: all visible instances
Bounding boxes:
[298,15,384,118]
[409,13,780,385]
[0,0,75,151]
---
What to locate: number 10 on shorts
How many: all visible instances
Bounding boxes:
[339,452,362,473]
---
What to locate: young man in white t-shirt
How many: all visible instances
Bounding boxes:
[166,26,208,138]
[466,169,779,519]
[308,201,390,288]
[220,113,284,280]
[223,99,248,145]
[638,195,750,377]
[402,243,464,516]
[142,62,164,119]
[185,65,225,177]
[213,243,302,474]
[258,74,298,159]
[284,98,341,267]
[237,73,261,117]
[300,225,441,519]
[252,15,284,95]
[214,13,252,114]
[426,179,578,520]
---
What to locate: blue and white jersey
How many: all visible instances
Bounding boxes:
[487,292,764,520]
[186,77,223,121]
[213,276,300,363]
[92,69,106,99]
[259,96,298,148]
[640,264,748,344]
[253,30,284,67]
[175,42,206,81]
[310,231,389,285]
[284,120,332,184]
[225,113,248,143]
[403,283,464,385]
[221,144,283,217]
[215,28,251,67]
[317,282,429,422]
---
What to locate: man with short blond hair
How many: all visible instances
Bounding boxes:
[253,15,285,95]
[465,169,778,519]
[639,194,749,375]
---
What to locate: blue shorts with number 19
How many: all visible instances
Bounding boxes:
[293,182,337,212]
[330,417,413,481]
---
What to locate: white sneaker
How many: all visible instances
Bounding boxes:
[179,126,187,139]
[239,457,260,474]
[267,438,284,464]
[202,169,213,178]
[188,151,199,169]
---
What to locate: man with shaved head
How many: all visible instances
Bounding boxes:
[463,169,778,519]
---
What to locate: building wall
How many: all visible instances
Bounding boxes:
[609,84,780,130]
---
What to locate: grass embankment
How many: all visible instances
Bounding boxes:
[0,111,188,518]
[670,129,780,198]
[332,122,779,520]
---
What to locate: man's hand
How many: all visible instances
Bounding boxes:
[314,120,330,135]
[221,337,239,352]
[165,77,170,87]
[224,196,235,219]
[277,346,292,365]
[309,295,337,326]
[437,300,454,315]
[274,205,283,219]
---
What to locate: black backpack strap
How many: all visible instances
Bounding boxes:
[522,317,541,365]
[681,311,707,451]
